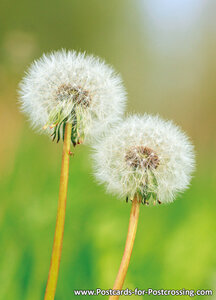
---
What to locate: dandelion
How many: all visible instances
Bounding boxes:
[19,49,126,145]
[18,50,127,300]
[92,114,195,299]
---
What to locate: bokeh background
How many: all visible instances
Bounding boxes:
[0,0,216,299]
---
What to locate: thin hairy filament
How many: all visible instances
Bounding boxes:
[109,196,141,300]
[44,123,72,300]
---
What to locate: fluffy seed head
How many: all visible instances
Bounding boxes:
[92,114,195,205]
[18,50,126,145]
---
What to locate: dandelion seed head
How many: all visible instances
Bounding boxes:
[92,114,195,205]
[19,50,126,144]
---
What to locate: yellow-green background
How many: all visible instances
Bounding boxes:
[0,1,215,299]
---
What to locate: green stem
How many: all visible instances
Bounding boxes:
[109,195,141,300]
[44,123,72,300]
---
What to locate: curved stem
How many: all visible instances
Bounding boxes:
[109,196,141,300]
[44,123,72,300]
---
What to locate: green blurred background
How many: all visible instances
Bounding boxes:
[0,0,216,299]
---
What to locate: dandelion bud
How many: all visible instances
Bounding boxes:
[19,50,126,145]
[92,114,195,204]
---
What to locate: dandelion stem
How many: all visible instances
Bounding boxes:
[109,195,141,300]
[44,123,72,300]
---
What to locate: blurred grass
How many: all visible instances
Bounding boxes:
[0,0,216,299]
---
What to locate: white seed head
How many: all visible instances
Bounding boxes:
[19,50,126,144]
[92,114,195,205]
